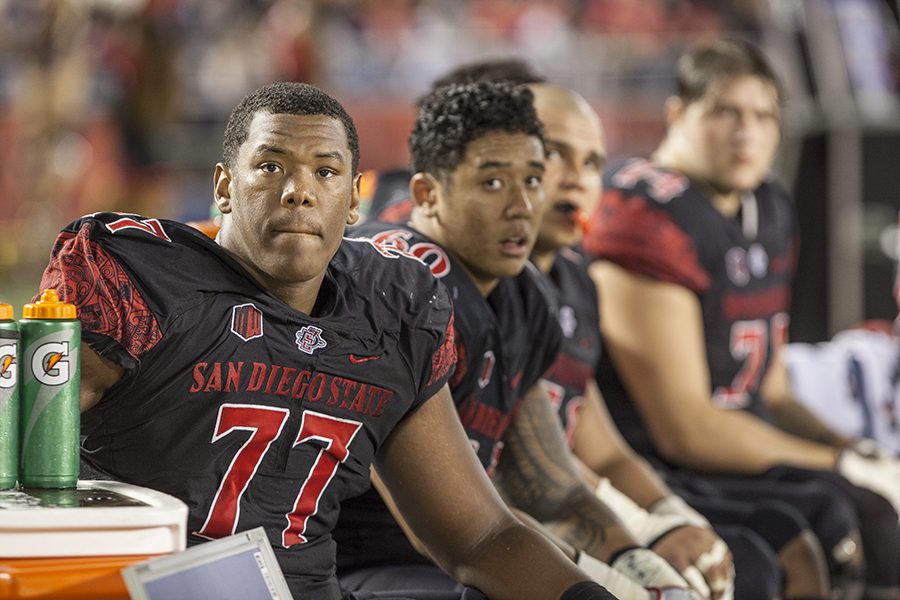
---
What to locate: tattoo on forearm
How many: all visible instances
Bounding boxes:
[494,384,620,553]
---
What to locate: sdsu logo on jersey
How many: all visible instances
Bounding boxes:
[725,247,750,286]
[230,303,264,342]
[558,306,577,338]
[296,325,327,355]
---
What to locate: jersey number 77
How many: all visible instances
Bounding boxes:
[196,404,362,547]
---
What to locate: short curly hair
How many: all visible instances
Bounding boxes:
[222,82,360,173]
[410,80,543,181]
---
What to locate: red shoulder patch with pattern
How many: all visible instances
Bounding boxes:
[584,189,710,294]
[39,222,164,360]
[427,312,457,387]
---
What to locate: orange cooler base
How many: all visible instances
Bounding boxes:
[0,554,162,599]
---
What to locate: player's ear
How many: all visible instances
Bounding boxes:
[347,172,362,226]
[663,96,685,128]
[410,172,440,217]
[214,163,233,214]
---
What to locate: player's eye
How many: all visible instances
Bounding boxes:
[483,178,503,191]
[713,106,739,120]
[317,168,337,178]
[757,111,779,124]
[525,175,542,188]
[260,163,281,174]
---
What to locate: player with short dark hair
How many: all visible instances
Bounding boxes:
[586,37,900,598]
[408,81,544,186]
[222,81,361,173]
[38,81,616,600]
[339,80,694,598]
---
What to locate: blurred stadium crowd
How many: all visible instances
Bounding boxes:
[0,0,898,326]
[0,0,768,306]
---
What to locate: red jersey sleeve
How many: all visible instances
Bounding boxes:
[583,189,711,295]
[38,221,163,367]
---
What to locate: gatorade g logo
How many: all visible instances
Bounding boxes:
[31,342,70,386]
[0,343,15,389]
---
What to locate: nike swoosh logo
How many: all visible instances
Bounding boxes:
[349,354,380,364]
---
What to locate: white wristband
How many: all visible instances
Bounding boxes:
[610,547,691,591]
[576,551,653,600]
[595,479,689,546]
[852,438,893,460]
[648,495,710,529]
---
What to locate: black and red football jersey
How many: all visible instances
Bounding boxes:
[583,159,796,462]
[39,212,455,600]
[539,247,602,444]
[333,221,562,571]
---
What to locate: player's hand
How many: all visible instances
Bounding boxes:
[651,527,734,600]
[851,438,895,460]
[837,448,900,522]
[595,481,727,598]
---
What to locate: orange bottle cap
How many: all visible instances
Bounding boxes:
[0,304,12,320]
[22,289,77,320]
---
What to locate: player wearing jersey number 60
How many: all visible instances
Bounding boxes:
[339,80,693,599]
[36,82,614,600]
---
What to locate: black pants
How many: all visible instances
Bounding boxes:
[340,565,488,600]
[714,525,782,600]
[666,465,899,589]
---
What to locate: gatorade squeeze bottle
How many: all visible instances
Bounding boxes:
[20,290,80,489]
[0,303,18,489]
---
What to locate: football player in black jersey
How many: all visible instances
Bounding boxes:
[339,80,695,597]
[527,82,750,600]
[585,38,900,598]
[39,82,616,600]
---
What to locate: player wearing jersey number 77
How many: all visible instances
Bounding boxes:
[39,82,614,600]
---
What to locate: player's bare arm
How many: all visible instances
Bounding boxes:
[374,454,667,598]
[80,342,123,412]
[571,379,669,507]
[373,465,580,565]
[374,383,598,600]
[591,259,840,473]
[491,381,636,562]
